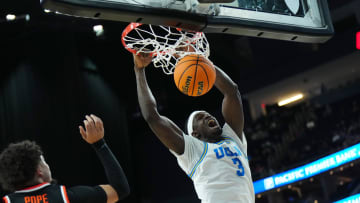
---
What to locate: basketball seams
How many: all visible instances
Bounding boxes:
[177,64,196,91]
[175,55,210,69]
[176,59,203,67]
[190,55,200,96]
[201,59,213,69]
[174,54,215,97]
[175,54,201,67]
[197,64,210,93]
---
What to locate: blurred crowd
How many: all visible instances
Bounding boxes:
[236,0,307,16]
[246,80,360,181]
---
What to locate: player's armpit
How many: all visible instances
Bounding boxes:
[99,185,118,203]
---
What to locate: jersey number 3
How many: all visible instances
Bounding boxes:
[232,157,245,176]
[214,146,245,177]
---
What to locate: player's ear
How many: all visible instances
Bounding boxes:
[36,161,45,177]
[36,165,43,177]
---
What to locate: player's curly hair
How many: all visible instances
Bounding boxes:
[0,140,43,192]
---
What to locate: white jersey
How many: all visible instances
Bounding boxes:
[171,123,255,203]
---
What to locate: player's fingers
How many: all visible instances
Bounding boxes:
[143,52,150,58]
[145,53,152,59]
[134,50,141,56]
[86,115,95,125]
[84,120,91,132]
[90,114,103,130]
[85,115,96,131]
[79,126,87,139]
[139,52,148,58]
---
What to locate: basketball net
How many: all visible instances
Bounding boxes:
[122,23,210,75]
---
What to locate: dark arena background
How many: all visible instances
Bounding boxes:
[1,0,360,202]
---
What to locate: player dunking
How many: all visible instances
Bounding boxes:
[0,114,130,203]
[133,53,255,203]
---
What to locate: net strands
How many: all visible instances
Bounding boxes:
[123,24,210,75]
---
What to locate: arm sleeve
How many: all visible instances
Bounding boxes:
[170,134,206,175]
[67,185,107,203]
[92,139,130,200]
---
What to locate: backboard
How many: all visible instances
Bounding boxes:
[40,0,334,43]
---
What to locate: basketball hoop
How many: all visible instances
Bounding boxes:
[122,23,210,75]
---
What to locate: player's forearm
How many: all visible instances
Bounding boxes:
[92,139,130,200]
[214,66,239,96]
[134,67,159,121]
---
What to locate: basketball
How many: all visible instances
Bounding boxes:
[173,54,216,97]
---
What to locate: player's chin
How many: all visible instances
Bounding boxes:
[209,126,222,136]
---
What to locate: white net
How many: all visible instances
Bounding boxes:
[122,23,210,75]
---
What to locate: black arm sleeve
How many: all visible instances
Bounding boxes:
[92,139,130,200]
[67,185,107,203]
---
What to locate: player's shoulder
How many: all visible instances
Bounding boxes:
[37,183,67,195]
[42,183,62,190]
[222,123,237,137]
[180,133,207,154]
[183,133,203,144]
[222,123,244,143]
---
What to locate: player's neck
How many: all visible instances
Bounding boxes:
[203,137,224,143]
[24,177,46,188]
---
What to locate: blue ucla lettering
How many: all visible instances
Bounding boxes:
[214,147,225,159]
[215,146,239,158]
[214,145,246,177]
[224,147,236,156]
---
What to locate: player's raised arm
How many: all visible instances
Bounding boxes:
[213,66,244,141]
[79,114,130,202]
[133,53,185,155]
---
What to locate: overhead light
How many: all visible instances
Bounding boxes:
[278,93,304,106]
[93,25,104,37]
[6,14,16,21]
[44,9,51,13]
[93,25,103,32]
